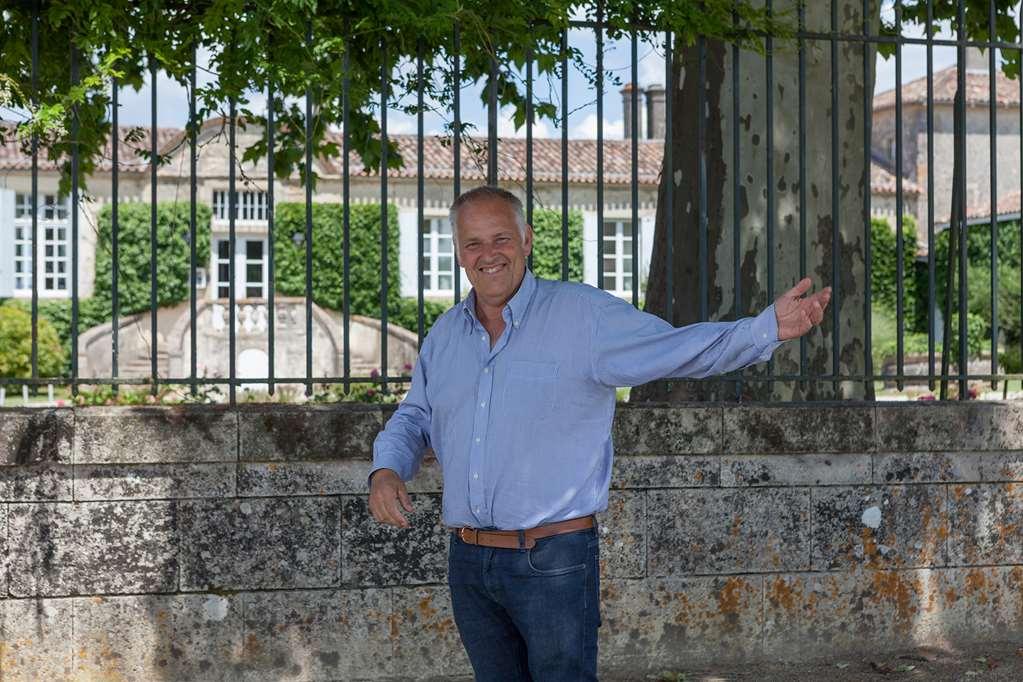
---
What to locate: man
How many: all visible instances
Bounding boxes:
[368,186,831,680]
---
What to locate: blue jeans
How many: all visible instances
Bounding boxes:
[447,525,601,681]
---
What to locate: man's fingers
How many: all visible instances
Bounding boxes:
[398,486,415,513]
[387,497,410,528]
[785,277,813,300]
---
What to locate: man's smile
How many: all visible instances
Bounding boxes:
[479,263,507,275]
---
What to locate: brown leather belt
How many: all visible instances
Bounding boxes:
[450,515,595,550]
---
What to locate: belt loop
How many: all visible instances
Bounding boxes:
[517,529,526,550]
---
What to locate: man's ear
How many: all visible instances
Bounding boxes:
[523,226,534,257]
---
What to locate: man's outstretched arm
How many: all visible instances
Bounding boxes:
[591,277,831,387]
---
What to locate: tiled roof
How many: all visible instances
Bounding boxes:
[967,188,1022,221]
[1,119,913,195]
[0,121,180,173]
[873,65,1021,111]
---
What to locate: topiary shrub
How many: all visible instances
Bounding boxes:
[0,300,65,380]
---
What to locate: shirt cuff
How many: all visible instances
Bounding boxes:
[751,304,782,354]
[367,458,409,491]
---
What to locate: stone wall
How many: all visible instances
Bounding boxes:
[0,402,1022,680]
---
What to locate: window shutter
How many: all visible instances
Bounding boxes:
[0,189,15,297]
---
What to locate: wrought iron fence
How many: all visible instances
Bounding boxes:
[2,1,1023,404]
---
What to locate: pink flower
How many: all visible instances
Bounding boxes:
[968,387,979,400]
[403,363,413,371]
[918,394,936,401]
[370,368,380,379]
[366,388,376,397]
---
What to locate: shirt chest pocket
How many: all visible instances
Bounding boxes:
[502,360,558,420]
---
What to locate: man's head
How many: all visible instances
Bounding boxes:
[449,186,533,308]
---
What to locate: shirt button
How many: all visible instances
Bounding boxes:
[514,321,520,328]
[475,437,480,443]
[473,472,479,479]
[483,367,489,374]
[475,506,480,513]
[480,401,486,408]
[480,334,486,340]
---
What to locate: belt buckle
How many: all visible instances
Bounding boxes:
[459,527,478,545]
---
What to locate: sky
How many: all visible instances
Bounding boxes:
[4,3,1021,144]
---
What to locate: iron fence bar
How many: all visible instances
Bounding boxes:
[189,49,198,396]
[228,96,238,405]
[561,29,569,282]
[596,1,605,291]
[732,7,742,398]
[417,39,426,348]
[30,0,39,382]
[798,0,807,393]
[304,22,314,397]
[988,0,998,390]
[149,55,159,396]
[863,0,874,397]
[111,68,120,393]
[765,2,774,393]
[527,45,534,273]
[698,34,708,322]
[665,30,674,325]
[1019,14,1022,391]
[453,24,462,303]
[830,0,840,396]
[70,45,80,395]
[630,29,639,308]
[895,0,904,391]
[926,0,936,391]
[342,31,352,393]
[267,66,276,395]
[380,39,390,390]
[956,2,968,399]
[488,56,498,185]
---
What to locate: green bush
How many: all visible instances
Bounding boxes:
[0,300,65,380]
[531,209,584,282]
[273,202,401,318]
[871,215,920,328]
[390,297,450,335]
[93,202,212,315]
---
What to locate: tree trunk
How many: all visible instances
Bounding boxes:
[633,0,880,403]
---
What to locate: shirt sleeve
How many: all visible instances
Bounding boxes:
[590,297,784,387]
[368,338,432,486]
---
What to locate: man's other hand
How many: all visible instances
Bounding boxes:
[774,277,832,341]
[369,469,414,528]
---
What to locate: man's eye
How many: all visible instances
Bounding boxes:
[496,237,509,244]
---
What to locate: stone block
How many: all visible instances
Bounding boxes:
[73,593,245,681]
[647,488,810,575]
[611,455,719,488]
[0,408,72,464]
[0,598,74,680]
[238,456,443,497]
[180,497,340,591]
[8,501,177,597]
[935,565,1023,644]
[978,450,1023,481]
[596,490,645,578]
[75,406,237,464]
[763,569,948,659]
[238,589,393,680]
[0,464,72,501]
[722,404,875,454]
[238,405,381,461]
[392,586,473,679]
[341,494,447,587]
[876,402,1023,452]
[721,454,871,487]
[612,406,720,455]
[598,576,764,674]
[872,451,983,484]
[74,463,235,500]
[811,485,948,570]
[948,483,1023,565]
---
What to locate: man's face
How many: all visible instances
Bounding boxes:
[456,197,533,306]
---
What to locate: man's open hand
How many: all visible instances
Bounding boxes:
[369,469,414,528]
[774,278,832,341]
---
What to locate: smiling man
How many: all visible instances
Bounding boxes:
[368,185,831,680]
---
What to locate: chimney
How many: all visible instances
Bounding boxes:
[645,84,666,139]
[621,83,644,139]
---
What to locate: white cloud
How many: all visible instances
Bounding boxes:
[638,45,666,89]
[572,112,623,140]
[496,105,551,139]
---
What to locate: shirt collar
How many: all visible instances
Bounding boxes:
[461,269,537,333]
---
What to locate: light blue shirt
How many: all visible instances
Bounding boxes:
[371,270,783,530]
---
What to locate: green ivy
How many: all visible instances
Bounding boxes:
[531,209,584,282]
[870,215,920,328]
